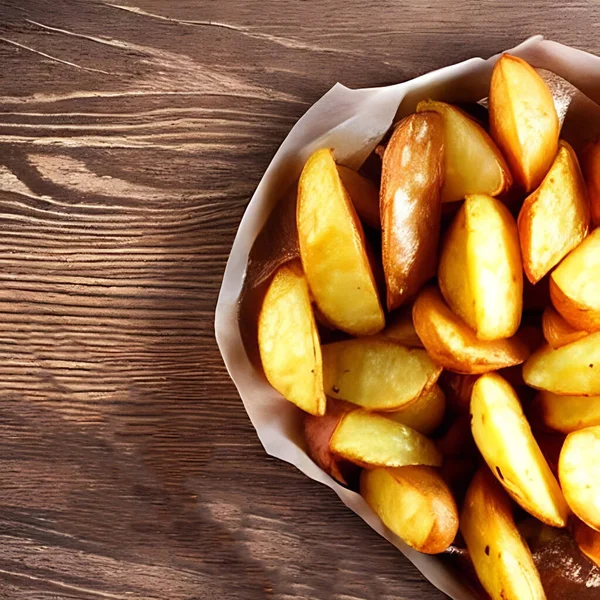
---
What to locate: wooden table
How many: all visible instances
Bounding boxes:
[0,2,598,598]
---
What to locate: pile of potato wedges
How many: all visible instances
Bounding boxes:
[255,54,600,600]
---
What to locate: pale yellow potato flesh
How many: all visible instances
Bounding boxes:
[322,337,441,410]
[550,227,600,332]
[258,260,326,416]
[523,332,600,396]
[361,466,458,554]
[297,148,384,335]
[337,165,380,229]
[541,305,589,349]
[471,373,569,527]
[490,54,559,192]
[518,141,590,284]
[559,426,600,531]
[574,519,600,568]
[533,391,600,434]
[385,385,445,435]
[439,193,523,340]
[461,469,546,600]
[412,286,530,374]
[330,410,442,468]
[417,100,512,203]
[382,307,423,347]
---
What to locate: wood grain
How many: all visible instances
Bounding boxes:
[1,1,600,598]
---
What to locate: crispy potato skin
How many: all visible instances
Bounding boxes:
[381,112,444,310]
[385,384,445,435]
[542,306,589,349]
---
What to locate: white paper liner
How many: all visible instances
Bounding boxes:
[215,36,600,599]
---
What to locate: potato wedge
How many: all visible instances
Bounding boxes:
[412,286,530,374]
[574,519,600,568]
[322,337,441,410]
[381,112,444,310]
[461,468,546,600]
[581,139,600,227]
[297,148,384,335]
[518,141,590,284]
[303,400,359,486]
[337,165,380,229]
[361,466,458,554]
[385,385,445,435]
[258,261,326,416]
[559,426,600,530]
[471,373,569,527]
[439,193,523,340]
[550,228,600,332]
[523,333,600,395]
[417,100,512,203]
[490,54,559,192]
[330,410,442,468]
[542,306,589,349]
[533,391,600,434]
[382,307,423,347]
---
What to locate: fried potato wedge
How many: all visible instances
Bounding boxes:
[523,333,600,395]
[550,228,600,332]
[581,140,600,227]
[297,148,384,335]
[533,391,600,434]
[303,400,359,486]
[542,306,589,349]
[337,165,380,229]
[330,410,442,468]
[381,112,444,310]
[574,519,600,568]
[412,286,530,374]
[461,468,546,600]
[439,193,523,340]
[361,466,458,554]
[417,100,512,203]
[322,337,441,410]
[382,307,423,347]
[258,261,326,416]
[518,141,590,284]
[471,373,569,527]
[490,54,559,192]
[385,385,446,435]
[559,426,600,530]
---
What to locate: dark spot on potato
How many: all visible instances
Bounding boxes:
[590,364,594,368]
[496,466,504,480]
[485,545,490,556]
[512,275,517,283]
[343,369,351,374]
[332,385,340,394]
[311,369,315,374]
[481,413,486,424]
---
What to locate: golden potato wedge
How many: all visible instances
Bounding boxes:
[439,193,523,340]
[382,307,423,347]
[471,373,569,527]
[550,228,600,332]
[297,148,385,335]
[258,261,326,416]
[574,519,600,568]
[461,468,546,600]
[517,141,590,284]
[533,391,600,434]
[581,139,600,227]
[322,337,441,410]
[330,410,442,468]
[385,385,445,435]
[381,112,444,310]
[417,100,512,203]
[559,426,600,530]
[361,465,458,554]
[303,400,359,486]
[542,305,589,349]
[412,286,530,374]
[337,165,380,229]
[490,54,559,192]
[523,333,600,396]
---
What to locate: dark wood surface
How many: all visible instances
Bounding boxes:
[1,2,599,598]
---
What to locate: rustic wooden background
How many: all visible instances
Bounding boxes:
[1,1,599,599]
